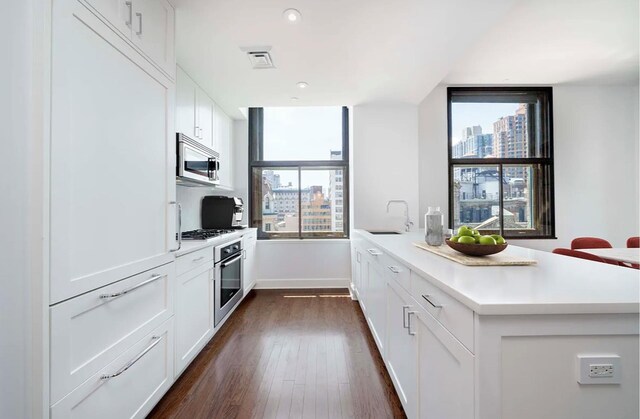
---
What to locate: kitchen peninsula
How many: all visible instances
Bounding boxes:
[351,230,639,419]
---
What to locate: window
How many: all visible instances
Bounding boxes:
[448,87,555,239]
[250,107,349,239]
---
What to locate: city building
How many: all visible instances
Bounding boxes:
[328,150,344,232]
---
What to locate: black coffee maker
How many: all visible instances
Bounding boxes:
[201,196,246,229]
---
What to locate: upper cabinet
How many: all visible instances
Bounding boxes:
[176,66,235,190]
[82,0,175,78]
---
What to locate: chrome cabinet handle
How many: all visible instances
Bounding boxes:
[192,256,205,263]
[125,1,132,27]
[402,305,411,328]
[387,266,400,274]
[135,12,142,35]
[367,249,382,256]
[99,274,165,299]
[422,294,443,309]
[100,335,162,380]
[169,201,182,252]
[407,311,417,335]
[242,249,247,260]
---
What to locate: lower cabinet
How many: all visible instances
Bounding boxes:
[51,318,174,419]
[243,231,257,293]
[385,279,417,419]
[352,236,475,419]
[414,306,474,419]
[175,262,214,376]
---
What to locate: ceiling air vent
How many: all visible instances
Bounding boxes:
[241,46,275,69]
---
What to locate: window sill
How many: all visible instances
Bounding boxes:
[257,238,351,244]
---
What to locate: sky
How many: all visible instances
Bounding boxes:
[263,106,342,189]
[451,103,521,144]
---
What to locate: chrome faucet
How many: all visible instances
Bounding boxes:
[386,200,413,232]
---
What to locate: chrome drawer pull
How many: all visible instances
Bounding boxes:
[387,266,400,274]
[100,335,162,380]
[402,305,411,328]
[367,249,382,256]
[407,311,417,335]
[99,274,165,299]
[422,294,443,309]
[192,256,206,263]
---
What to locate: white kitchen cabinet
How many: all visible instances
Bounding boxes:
[415,305,474,419]
[82,0,132,37]
[130,0,175,78]
[364,250,387,355]
[175,262,214,376]
[385,279,417,419]
[176,66,215,148]
[215,104,234,189]
[243,230,257,293]
[176,66,198,140]
[50,262,174,405]
[51,318,175,419]
[50,0,176,303]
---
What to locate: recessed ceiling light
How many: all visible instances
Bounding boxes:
[296,81,308,89]
[283,8,302,24]
[291,97,300,101]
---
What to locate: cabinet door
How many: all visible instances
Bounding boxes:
[175,263,214,375]
[51,318,174,419]
[197,89,214,148]
[130,0,175,78]
[385,280,417,418]
[83,0,132,38]
[51,0,174,303]
[415,307,474,419]
[215,106,233,188]
[176,66,197,139]
[365,258,387,356]
[243,232,257,293]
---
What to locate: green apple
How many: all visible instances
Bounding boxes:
[478,235,497,245]
[458,226,474,237]
[472,229,481,236]
[458,235,476,245]
[491,234,506,245]
[450,235,460,243]
[475,235,482,243]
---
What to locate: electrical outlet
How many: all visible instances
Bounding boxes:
[577,355,621,384]
[589,364,614,378]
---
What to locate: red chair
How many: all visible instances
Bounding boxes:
[626,237,639,269]
[571,237,613,250]
[552,248,610,264]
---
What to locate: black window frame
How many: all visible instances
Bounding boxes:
[248,106,350,240]
[447,86,556,239]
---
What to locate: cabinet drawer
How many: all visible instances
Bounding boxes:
[50,262,174,404]
[410,271,474,352]
[51,318,174,418]
[176,246,213,277]
[381,253,410,291]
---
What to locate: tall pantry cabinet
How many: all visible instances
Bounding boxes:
[48,0,177,417]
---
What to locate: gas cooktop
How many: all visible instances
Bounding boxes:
[181,229,234,241]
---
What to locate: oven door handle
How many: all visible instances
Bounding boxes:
[221,254,242,268]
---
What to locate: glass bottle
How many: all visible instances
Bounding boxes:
[425,206,444,246]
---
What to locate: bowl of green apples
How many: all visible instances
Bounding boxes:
[446,226,507,256]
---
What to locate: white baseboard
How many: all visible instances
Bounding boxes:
[254,278,350,289]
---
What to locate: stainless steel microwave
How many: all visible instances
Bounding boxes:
[176,133,220,187]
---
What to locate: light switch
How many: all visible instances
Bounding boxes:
[577,355,621,384]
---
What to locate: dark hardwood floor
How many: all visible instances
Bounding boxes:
[148,289,405,419]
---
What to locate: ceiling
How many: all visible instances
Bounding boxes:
[444,0,639,86]
[172,0,639,118]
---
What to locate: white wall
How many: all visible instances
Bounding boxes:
[418,84,640,251]
[353,104,420,232]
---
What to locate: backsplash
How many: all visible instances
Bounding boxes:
[177,186,234,231]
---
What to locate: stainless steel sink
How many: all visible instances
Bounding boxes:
[366,230,402,235]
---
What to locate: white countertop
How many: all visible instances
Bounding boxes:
[354,230,640,315]
[175,228,256,257]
